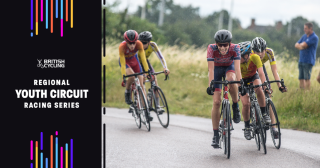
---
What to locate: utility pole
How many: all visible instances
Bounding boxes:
[218,0,224,30]
[288,21,292,37]
[228,0,234,32]
[158,0,165,26]
[141,0,146,19]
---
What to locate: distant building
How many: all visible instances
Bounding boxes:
[247,18,283,34]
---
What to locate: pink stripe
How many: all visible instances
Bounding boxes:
[41,0,43,21]
[31,140,33,160]
[61,147,63,168]
[56,131,58,136]
[61,19,63,37]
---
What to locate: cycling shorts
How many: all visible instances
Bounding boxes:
[243,72,260,85]
[213,61,235,92]
[118,54,143,74]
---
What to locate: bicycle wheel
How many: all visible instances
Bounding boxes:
[221,102,227,155]
[225,101,231,159]
[132,90,141,129]
[137,87,151,131]
[251,106,260,150]
[268,100,281,149]
[255,103,267,154]
[152,86,170,128]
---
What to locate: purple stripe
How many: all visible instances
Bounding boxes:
[71,139,73,168]
[31,0,33,30]
[41,132,43,150]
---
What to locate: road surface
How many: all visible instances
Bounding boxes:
[102,107,320,168]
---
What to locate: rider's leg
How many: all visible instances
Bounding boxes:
[125,68,135,90]
[240,94,251,140]
[226,72,238,103]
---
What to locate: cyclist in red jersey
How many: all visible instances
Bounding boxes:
[119,30,152,121]
[206,30,242,148]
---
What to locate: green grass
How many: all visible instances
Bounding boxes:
[103,44,320,133]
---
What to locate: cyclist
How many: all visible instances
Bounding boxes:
[251,37,287,138]
[136,31,170,113]
[206,30,242,148]
[119,30,152,121]
[238,41,270,140]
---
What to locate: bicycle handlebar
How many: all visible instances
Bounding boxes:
[210,80,243,88]
[244,79,285,89]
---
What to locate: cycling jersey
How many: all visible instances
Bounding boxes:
[138,41,167,69]
[207,43,241,66]
[261,48,276,65]
[119,40,149,77]
[240,53,263,79]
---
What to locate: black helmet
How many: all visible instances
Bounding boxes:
[124,30,138,43]
[138,31,152,41]
[214,29,232,43]
[251,37,267,52]
[238,41,252,57]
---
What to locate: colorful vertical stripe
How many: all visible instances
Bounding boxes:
[46,0,48,29]
[51,0,53,33]
[41,0,43,22]
[36,0,38,35]
[31,140,33,160]
[55,137,58,168]
[31,163,33,168]
[41,152,43,168]
[56,131,58,136]
[50,135,53,168]
[36,141,38,168]
[31,0,33,30]
[65,143,68,168]
[71,0,73,28]
[46,158,48,168]
[61,147,63,168]
[41,132,43,150]
[71,139,73,168]
[66,0,68,22]
[61,0,63,37]
[56,0,58,18]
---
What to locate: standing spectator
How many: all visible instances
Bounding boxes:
[295,22,319,89]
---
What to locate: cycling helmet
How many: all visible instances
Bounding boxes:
[124,30,138,43]
[214,29,232,43]
[238,41,252,57]
[138,31,152,41]
[251,37,267,52]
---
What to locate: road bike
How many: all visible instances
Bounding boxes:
[145,71,170,128]
[210,78,243,159]
[123,72,151,131]
[239,81,268,154]
[262,65,286,149]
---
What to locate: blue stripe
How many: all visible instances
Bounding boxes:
[46,0,48,29]
[46,158,48,168]
[207,58,214,61]
[66,143,68,150]
[31,32,33,37]
[41,152,43,168]
[55,137,58,168]
[56,0,58,18]
[61,0,63,19]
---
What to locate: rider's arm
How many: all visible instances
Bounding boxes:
[207,44,215,86]
[252,54,266,83]
[119,45,126,77]
[233,45,242,83]
[137,41,149,72]
[150,42,168,69]
[270,64,281,88]
[208,61,214,86]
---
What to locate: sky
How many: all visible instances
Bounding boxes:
[105,0,320,28]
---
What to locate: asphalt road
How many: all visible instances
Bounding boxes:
[102,107,320,168]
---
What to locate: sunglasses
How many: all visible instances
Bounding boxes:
[217,43,229,47]
[127,42,136,45]
[141,41,149,45]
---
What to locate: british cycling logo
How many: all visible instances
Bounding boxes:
[37,59,65,68]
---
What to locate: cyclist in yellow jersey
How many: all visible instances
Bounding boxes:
[238,41,270,140]
[251,37,287,139]
[137,31,170,113]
